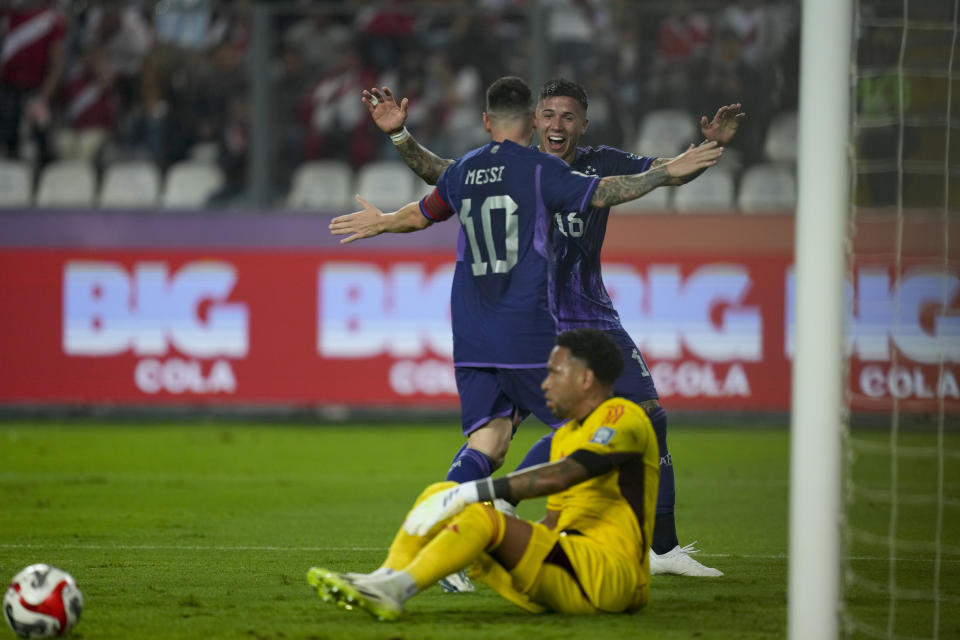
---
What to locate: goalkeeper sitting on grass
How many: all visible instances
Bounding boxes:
[307,328,660,620]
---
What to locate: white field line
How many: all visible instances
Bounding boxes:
[1,543,959,563]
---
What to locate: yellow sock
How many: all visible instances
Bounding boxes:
[404,502,504,590]
[381,481,457,572]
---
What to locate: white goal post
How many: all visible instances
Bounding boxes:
[788,1,853,639]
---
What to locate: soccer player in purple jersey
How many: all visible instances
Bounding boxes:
[334,77,723,586]
[359,79,743,578]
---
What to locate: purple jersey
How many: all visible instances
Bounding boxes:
[548,146,655,330]
[419,140,599,366]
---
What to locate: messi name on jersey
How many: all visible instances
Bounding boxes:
[464,166,505,185]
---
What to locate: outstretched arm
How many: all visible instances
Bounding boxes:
[362,86,454,185]
[329,195,432,245]
[592,142,723,207]
[504,457,592,499]
[648,103,746,185]
[403,455,594,536]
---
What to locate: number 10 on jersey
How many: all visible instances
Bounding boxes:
[458,196,520,276]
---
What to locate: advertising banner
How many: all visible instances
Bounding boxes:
[1,248,955,413]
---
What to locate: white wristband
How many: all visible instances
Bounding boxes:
[390,127,411,145]
[460,480,481,504]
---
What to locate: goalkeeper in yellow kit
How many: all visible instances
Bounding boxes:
[307,328,660,620]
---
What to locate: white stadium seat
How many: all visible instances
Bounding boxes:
[187,141,220,164]
[673,166,736,213]
[99,161,160,209]
[0,159,32,207]
[611,184,671,214]
[53,127,107,162]
[737,163,797,213]
[634,109,697,158]
[161,160,223,208]
[35,160,96,207]
[355,160,416,212]
[287,160,354,211]
[763,111,798,163]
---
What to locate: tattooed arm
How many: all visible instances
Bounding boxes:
[505,457,593,501]
[393,136,455,185]
[361,86,454,185]
[650,157,692,186]
[591,141,723,208]
[649,141,718,186]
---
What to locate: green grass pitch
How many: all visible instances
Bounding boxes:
[0,420,955,639]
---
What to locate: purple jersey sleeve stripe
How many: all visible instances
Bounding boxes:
[577,176,601,212]
[533,164,548,256]
[419,188,454,221]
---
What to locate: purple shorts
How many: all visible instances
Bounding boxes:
[454,366,564,437]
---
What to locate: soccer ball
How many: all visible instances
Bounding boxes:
[3,565,82,638]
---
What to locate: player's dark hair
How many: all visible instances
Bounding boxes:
[486,76,532,118]
[540,78,589,112]
[556,329,623,386]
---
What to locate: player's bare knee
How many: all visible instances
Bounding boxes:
[467,418,513,469]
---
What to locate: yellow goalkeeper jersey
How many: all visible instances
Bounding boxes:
[546,396,660,568]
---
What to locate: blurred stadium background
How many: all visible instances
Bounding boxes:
[0,1,957,639]
[0,0,953,422]
[0,0,801,211]
[1,0,807,416]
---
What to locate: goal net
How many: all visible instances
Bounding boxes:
[844,1,959,638]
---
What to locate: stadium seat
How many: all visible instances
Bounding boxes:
[737,163,797,213]
[99,161,161,209]
[763,111,798,163]
[0,159,32,207]
[53,127,107,162]
[35,159,96,207]
[673,166,736,213]
[634,109,697,158]
[611,184,672,214]
[287,160,354,211]
[161,160,224,208]
[355,160,416,212]
[188,141,220,164]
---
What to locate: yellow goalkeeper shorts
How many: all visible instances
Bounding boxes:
[471,522,647,614]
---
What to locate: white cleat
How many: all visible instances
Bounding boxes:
[307,567,403,621]
[650,542,724,577]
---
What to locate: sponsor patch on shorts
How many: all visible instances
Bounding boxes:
[590,426,616,445]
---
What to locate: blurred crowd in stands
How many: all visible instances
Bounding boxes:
[0,0,800,208]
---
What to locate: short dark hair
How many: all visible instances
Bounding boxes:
[556,328,623,386]
[539,78,588,112]
[486,76,532,118]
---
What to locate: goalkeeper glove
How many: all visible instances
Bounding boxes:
[403,477,513,536]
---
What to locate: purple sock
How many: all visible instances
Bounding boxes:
[446,447,494,482]
[648,406,679,552]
